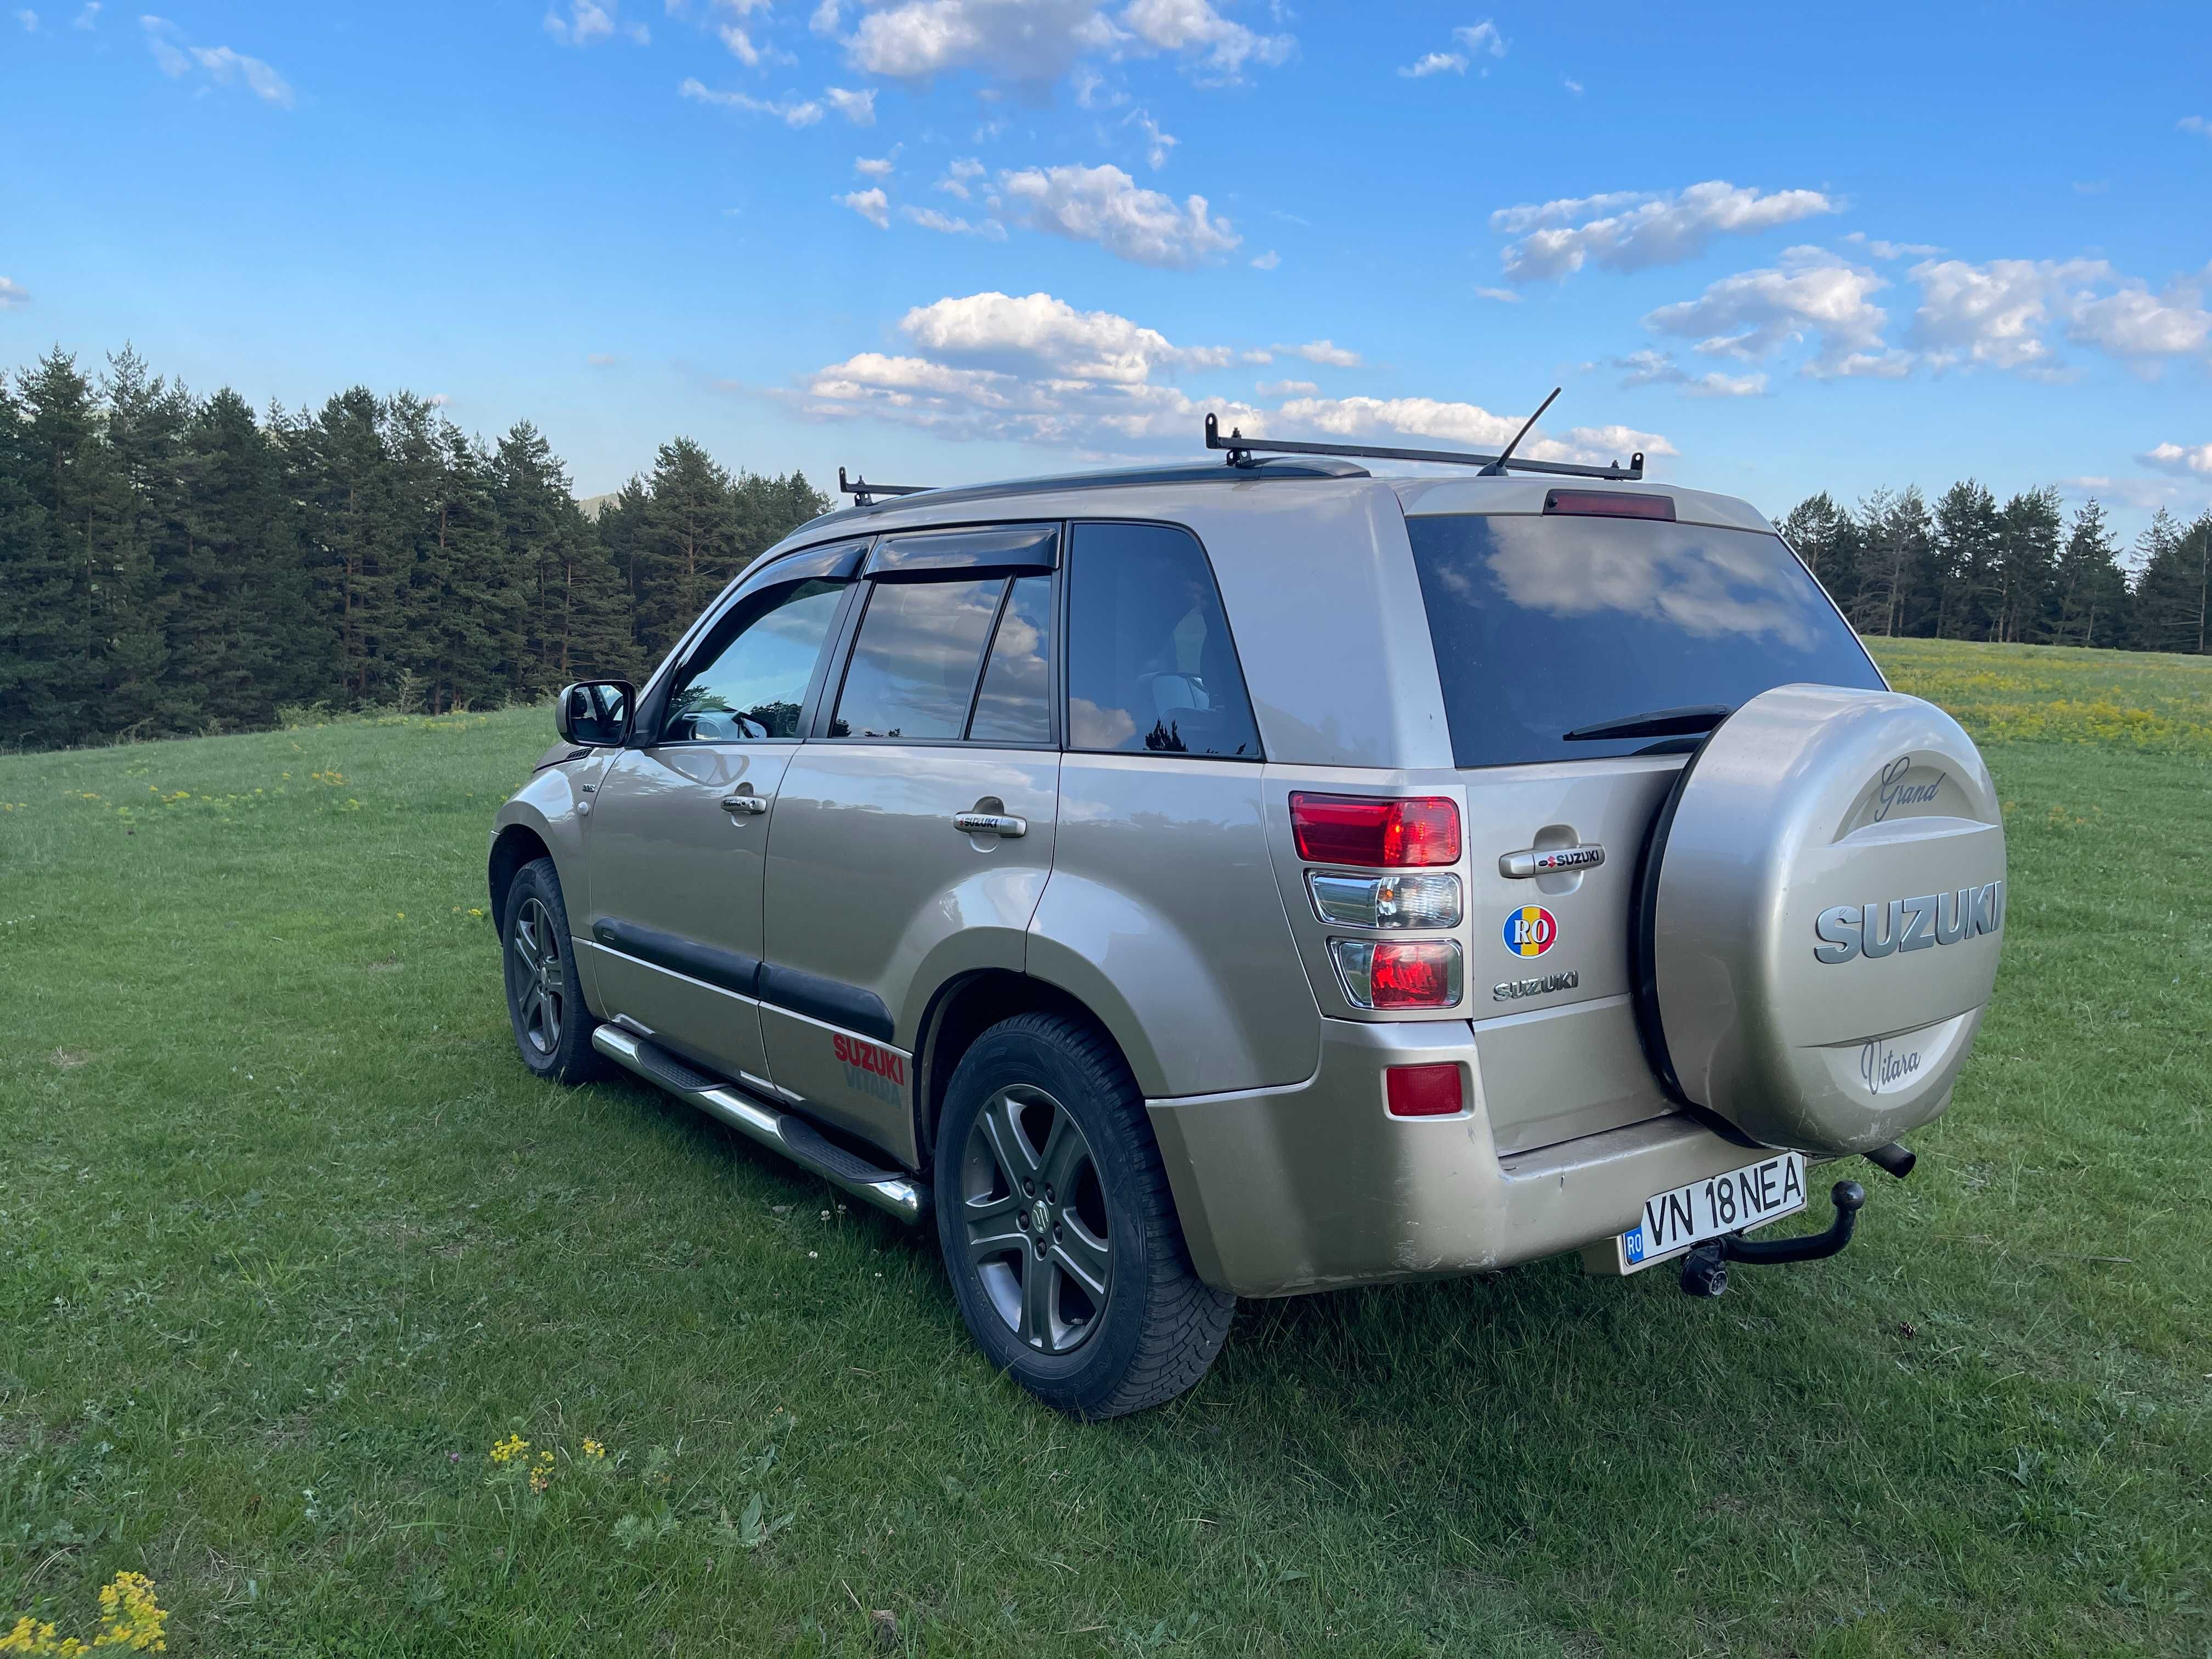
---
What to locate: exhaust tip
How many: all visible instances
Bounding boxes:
[1864,1141,1916,1181]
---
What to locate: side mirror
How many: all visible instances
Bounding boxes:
[555,680,635,748]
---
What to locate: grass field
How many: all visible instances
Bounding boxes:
[3,636,2209,1656]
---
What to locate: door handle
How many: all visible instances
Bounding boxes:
[720,793,769,815]
[1499,843,1605,878]
[953,811,1026,838]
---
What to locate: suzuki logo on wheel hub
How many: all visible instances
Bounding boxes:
[1503,905,1558,957]
[1030,1200,1051,1233]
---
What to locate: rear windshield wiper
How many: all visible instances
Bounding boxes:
[1561,704,1732,743]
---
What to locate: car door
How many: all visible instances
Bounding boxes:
[758,524,1063,1165]
[579,539,864,1086]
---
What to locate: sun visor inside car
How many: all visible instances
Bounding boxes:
[865,523,1059,579]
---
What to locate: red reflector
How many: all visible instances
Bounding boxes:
[1369,940,1459,1008]
[1290,793,1461,867]
[1543,489,1676,521]
[1386,1063,1464,1117]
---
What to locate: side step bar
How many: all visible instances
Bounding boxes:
[591,1025,929,1225]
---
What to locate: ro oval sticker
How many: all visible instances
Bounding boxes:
[1503,905,1557,958]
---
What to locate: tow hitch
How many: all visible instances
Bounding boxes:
[1678,1180,1866,1298]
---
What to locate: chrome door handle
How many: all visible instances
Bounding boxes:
[720,793,769,815]
[953,811,1026,837]
[1499,843,1605,878]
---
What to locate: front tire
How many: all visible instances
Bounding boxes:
[934,1013,1234,1419]
[500,856,604,1084]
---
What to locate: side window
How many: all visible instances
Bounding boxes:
[831,577,1004,740]
[661,579,846,742]
[1066,522,1261,759]
[967,574,1054,745]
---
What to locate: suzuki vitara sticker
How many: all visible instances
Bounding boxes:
[1503,905,1557,957]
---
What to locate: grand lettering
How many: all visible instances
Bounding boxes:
[1814,880,2003,964]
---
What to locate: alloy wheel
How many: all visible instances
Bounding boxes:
[961,1084,1111,1354]
[509,895,566,1057]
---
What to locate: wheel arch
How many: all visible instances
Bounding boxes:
[488,822,554,932]
[911,969,1139,1172]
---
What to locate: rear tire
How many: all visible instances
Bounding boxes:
[934,1013,1234,1419]
[500,856,605,1085]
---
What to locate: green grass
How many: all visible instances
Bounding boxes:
[3,642,2210,1656]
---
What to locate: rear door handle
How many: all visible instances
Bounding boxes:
[1499,843,1605,878]
[720,793,769,815]
[953,811,1026,837]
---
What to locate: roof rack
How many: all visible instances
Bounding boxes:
[838,466,933,507]
[1202,394,1644,483]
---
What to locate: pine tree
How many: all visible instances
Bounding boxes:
[1930,481,2002,641]
[2130,508,2210,656]
[632,438,738,662]
[2051,499,2131,648]
[10,351,105,746]
[1993,487,2062,643]
[0,369,80,749]
[1779,492,1860,614]
[299,388,402,707]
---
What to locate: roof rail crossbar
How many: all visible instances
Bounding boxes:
[1203,409,1643,482]
[838,466,933,507]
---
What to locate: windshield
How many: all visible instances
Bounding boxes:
[1406,512,1882,769]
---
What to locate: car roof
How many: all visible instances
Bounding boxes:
[774,459,1774,554]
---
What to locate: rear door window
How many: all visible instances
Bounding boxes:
[1066,521,1261,759]
[1406,513,1883,768]
[967,574,1054,745]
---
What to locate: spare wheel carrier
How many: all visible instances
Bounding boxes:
[1631,683,2008,1158]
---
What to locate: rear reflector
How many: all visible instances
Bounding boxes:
[1330,939,1464,1009]
[1290,793,1462,867]
[1386,1063,1464,1118]
[1543,488,1676,521]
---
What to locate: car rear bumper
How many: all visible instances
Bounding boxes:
[1147,1015,1804,1298]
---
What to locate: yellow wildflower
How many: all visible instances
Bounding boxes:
[582,1438,606,1459]
[488,1433,529,1465]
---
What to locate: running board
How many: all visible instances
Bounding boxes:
[591,1025,928,1225]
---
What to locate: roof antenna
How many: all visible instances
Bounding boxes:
[1478,386,1561,476]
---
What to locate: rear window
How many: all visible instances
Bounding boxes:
[1407,512,1882,769]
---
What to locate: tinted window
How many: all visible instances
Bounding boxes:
[967,574,1054,745]
[1066,522,1260,759]
[1406,514,1884,769]
[832,577,1003,740]
[662,578,845,742]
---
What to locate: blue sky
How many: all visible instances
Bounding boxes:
[4,1,2210,543]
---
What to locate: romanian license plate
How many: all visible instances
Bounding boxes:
[1617,1152,1807,1273]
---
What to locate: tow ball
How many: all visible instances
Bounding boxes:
[1678,1180,1866,1299]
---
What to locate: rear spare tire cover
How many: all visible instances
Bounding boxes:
[1638,684,2007,1156]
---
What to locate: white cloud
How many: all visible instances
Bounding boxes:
[680,77,824,125]
[1249,250,1279,270]
[997,162,1238,267]
[545,0,648,46]
[843,0,1114,82]
[787,288,1673,464]
[1562,76,1582,94]
[719,21,764,61]
[2179,116,2211,137]
[1492,180,1838,281]
[810,0,840,32]
[934,156,985,198]
[902,204,1006,237]
[1398,19,1502,78]
[1644,246,1898,377]
[1282,338,1359,367]
[0,276,29,308]
[427,393,452,408]
[1119,0,1293,79]
[854,154,895,176]
[1474,286,1520,303]
[837,186,890,227]
[1842,232,1942,260]
[2142,441,2212,476]
[586,352,619,366]
[824,84,876,122]
[15,10,36,30]
[73,0,96,23]
[1454,21,1503,54]
[1400,52,1465,77]
[1613,349,1767,397]
[1128,108,1176,168]
[1907,256,2212,375]
[142,16,294,105]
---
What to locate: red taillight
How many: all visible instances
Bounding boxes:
[1370,940,1459,1007]
[1290,793,1461,867]
[1543,488,1675,521]
[1386,1063,1464,1118]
